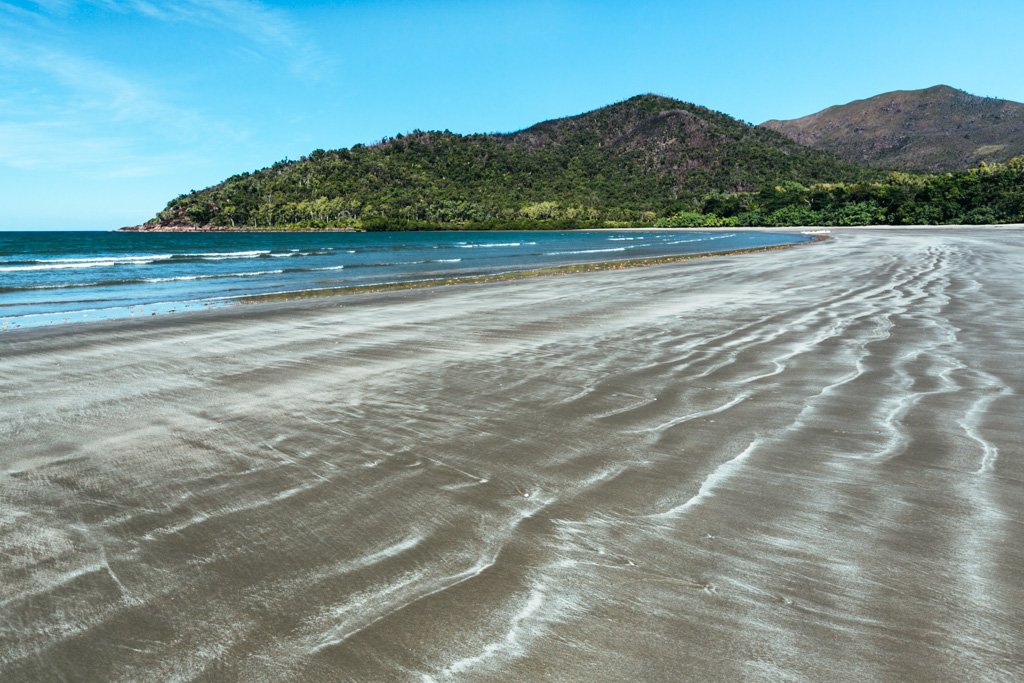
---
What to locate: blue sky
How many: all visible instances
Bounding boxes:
[2,0,1022,230]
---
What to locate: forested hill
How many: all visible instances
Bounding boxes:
[137,94,871,231]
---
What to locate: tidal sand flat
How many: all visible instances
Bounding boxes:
[1,228,1021,681]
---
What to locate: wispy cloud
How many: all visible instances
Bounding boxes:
[0,36,214,176]
[15,1,75,14]
[0,1,52,29]
[0,42,194,124]
[0,0,306,180]
[0,120,201,178]
[90,0,322,75]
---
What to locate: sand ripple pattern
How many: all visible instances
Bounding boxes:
[1,228,1022,681]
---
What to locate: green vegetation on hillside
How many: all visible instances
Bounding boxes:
[140,94,1023,232]
[145,95,870,231]
[656,158,1024,227]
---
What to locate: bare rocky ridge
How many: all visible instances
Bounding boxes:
[762,85,1024,172]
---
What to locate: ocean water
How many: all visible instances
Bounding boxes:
[0,229,809,329]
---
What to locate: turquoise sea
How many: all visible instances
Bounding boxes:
[0,230,810,329]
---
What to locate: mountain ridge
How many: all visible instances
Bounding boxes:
[761,85,1024,172]
[134,94,869,231]
[128,89,1024,231]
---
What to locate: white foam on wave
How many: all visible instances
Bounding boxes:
[0,250,273,271]
[33,255,163,264]
[180,250,270,258]
[270,250,335,257]
[191,251,271,260]
[0,260,156,272]
[143,269,284,283]
[2,280,112,291]
[544,247,628,255]
[457,242,536,248]
[663,233,737,246]
[355,258,462,267]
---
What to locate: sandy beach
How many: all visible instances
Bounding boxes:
[1,228,1021,681]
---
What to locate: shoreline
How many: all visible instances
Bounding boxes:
[237,234,828,305]
[3,227,1021,680]
[0,232,825,334]
[116,222,1024,233]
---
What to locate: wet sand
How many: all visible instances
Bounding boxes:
[1,228,1022,681]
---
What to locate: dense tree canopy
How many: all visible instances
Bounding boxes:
[656,158,1024,227]
[147,95,870,231]
[144,95,1022,231]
